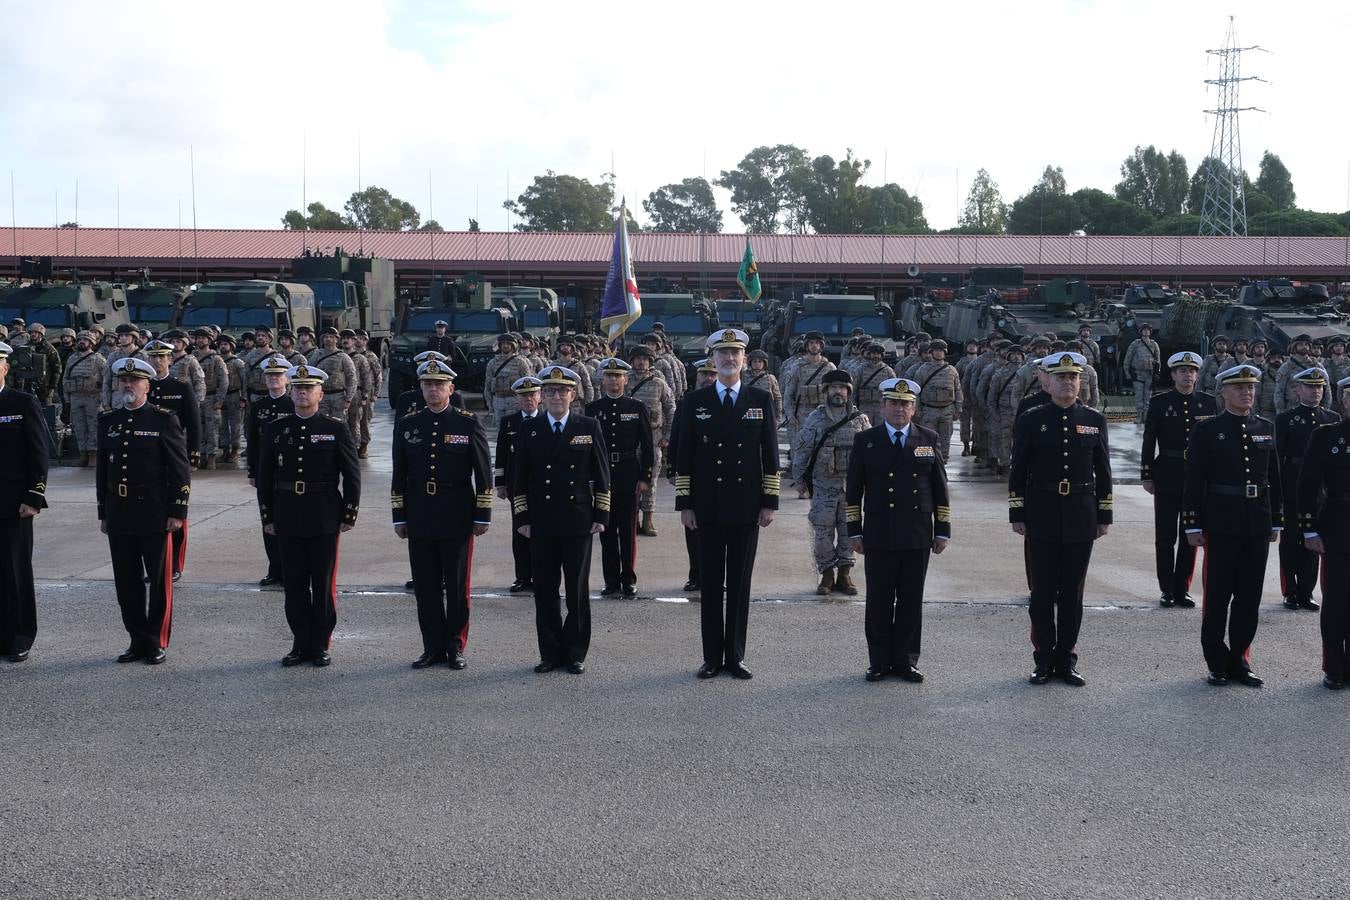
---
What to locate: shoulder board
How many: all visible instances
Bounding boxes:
[456,408,474,417]
[324,414,344,422]
[148,403,174,415]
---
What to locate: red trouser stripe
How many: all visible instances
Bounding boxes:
[160,532,174,648]
[460,536,473,651]
[174,520,188,572]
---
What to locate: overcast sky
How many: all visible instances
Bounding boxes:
[2,0,1347,234]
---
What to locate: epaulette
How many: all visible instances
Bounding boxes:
[324,414,344,422]
[148,403,174,415]
[456,408,475,417]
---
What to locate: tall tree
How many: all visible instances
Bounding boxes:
[1114,146,1188,216]
[643,177,723,232]
[856,184,928,233]
[281,201,349,231]
[417,219,444,232]
[1006,167,1081,234]
[957,168,1007,233]
[1188,156,1253,217]
[796,150,871,233]
[504,170,615,232]
[344,186,421,230]
[716,144,810,233]
[1255,151,1296,211]
[1071,188,1154,234]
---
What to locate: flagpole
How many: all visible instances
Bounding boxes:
[615,200,629,353]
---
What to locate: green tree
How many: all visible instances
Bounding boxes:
[642,177,723,232]
[1188,156,1253,217]
[504,170,615,232]
[856,184,928,233]
[795,150,872,233]
[1248,210,1348,236]
[417,219,444,232]
[344,186,421,230]
[1114,146,1188,216]
[716,144,810,233]
[1071,188,1155,234]
[1007,165,1083,234]
[1140,214,1204,236]
[281,201,349,230]
[957,168,1007,233]
[1255,151,1296,211]
[468,218,480,232]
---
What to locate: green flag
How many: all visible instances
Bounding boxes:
[735,238,762,303]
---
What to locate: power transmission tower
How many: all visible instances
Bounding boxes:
[1199,16,1267,236]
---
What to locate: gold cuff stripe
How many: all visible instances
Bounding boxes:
[512,497,528,513]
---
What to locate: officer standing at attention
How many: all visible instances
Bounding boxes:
[1140,351,1213,609]
[782,330,835,497]
[846,377,950,682]
[191,328,229,469]
[669,358,719,595]
[1008,352,1112,687]
[1183,363,1281,687]
[1122,323,1161,424]
[395,351,466,417]
[913,339,962,461]
[511,365,610,675]
[587,358,654,598]
[0,341,49,663]
[626,345,675,537]
[257,364,361,668]
[1275,367,1338,611]
[245,355,294,588]
[675,328,780,680]
[340,329,373,458]
[1297,374,1350,690]
[97,357,191,665]
[495,375,542,594]
[391,359,492,670]
[144,340,201,582]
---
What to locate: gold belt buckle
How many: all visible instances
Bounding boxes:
[1058,479,1071,496]
[294,480,306,495]
[118,483,128,498]
[1245,484,1258,498]
[426,481,438,496]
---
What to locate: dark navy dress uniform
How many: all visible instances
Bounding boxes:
[1183,405,1282,680]
[495,407,539,589]
[1276,402,1339,608]
[1008,391,1112,677]
[0,382,49,660]
[511,406,611,668]
[246,391,295,582]
[585,391,653,594]
[148,372,201,578]
[395,388,464,419]
[392,400,492,660]
[1141,386,1215,604]
[257,409,361,663]
[1297,417,1350,685]
[668,382,704,590]
[846,415,950,675]
[96,400,191,659]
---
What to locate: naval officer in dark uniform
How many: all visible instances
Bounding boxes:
[1298,374,1350,689]
[392,358,492,670]
[245,354,294,588]
[846,377,951,682]
[1275,366,1338,611]
[495,375,542,594]
[674,328,780,680]
[394,350,466,419]
[1140,351,1213,608]
[586,357,654,598]
[1008,351,1112,686]
[144,339,200,582]
[96,357,191,664]
[512,365,610,675]
[668,358,719,595]
[0,341,49,663]
[257,364,361,667]
[1183,363,1282,687]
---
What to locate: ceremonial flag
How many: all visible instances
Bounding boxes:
[600,200,642,343]
[736,237,762,303]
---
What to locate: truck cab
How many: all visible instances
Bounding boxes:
[623,292,718,376]
[493,286,560,350]
[177,280,316,336]
[784,294,898,364]
[289,250,396,354]
[386,278,517,400]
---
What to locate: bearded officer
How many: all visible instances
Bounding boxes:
[846,377,950,682]
[1297,375,1350,689]
[0,342,49,663]
[246,355,294,588]
[97,357,191,665]
[793,369,870,597]
[586,358,653,598]
[512,365,610,675]
[1009,352,1112,687]
[1183,363,1281,687]
[495,376,542,594]
[257,364,361,668]
[675,328,780,680]
[392,359,492,670]
[1276,367,1339,611]
[1141,351,1213,609]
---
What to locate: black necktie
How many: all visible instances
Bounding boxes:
[554,421,562,435]
[723,389,733,411]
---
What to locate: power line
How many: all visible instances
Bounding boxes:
[1198,16,1268,237]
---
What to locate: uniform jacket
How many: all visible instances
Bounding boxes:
[148,376,202,459]
[915,361,963,413]
[792,405,870,485]
[395,388,464,420]
[585,395,655,485]
[1276,403,1340,518]
[305,348,357,401]
[626,369,675,441]
[494,409,540,490]
[245,393,295,478]
[845,421,951,551]
[62,349,105,396]
[95,403,191,533]
[1275,357,1333,413]
[673,383,780,525]
[1008,401,1113,542]
[1297,421,1350,552]
[1123,337,1161,381]
[1182,411,1282,536]
[170,353,206,402]
[852,363,895,412]
[1140,389,1215,493]
[220,354,247,395]
[0,386,49,517]
[391,404,492,540]
[783,358,836,423]
[743,370,784,423]
[257,413,361,537]
[193,349,228,404]
[510,413,611,536]
[486,353,534,397]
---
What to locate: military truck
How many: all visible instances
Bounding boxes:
[1162,279,1350,355]
[0,257,133,337]
[716,297,772,349]
[124,277,185,335]
[623,292,719,373]
[176,280,317,335]
[493,286,560,349]
[385,277,516,401]
[761,292,899,368]
[289,249,396,354]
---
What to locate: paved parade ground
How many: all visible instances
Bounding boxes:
[4,407,1348,897]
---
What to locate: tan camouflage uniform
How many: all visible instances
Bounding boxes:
[193,347,228,460]
[486,350,535,424]
[853,360,896,424]
[792,403,870,574]
[62,346,105,453]
[626,368,675,514]
[305,346,357,418]
[913,360,962,459]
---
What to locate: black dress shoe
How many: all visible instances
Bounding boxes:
[1300,597,1321,611]
[1206,671,1229,686]
[411,651,446,669]
[281,650,308,667]
[117,646,145,663]
[726,662,753,680]
[1233,670,1263,687]
[864,666,886,682]
[1028,667,1052,685]
[1323,674,1345,690]
[895,666,925,683]
[683,580,700,592]
[312,651,332,667]
[448,651,467,670]
[1059,667,1087,687]
[600,585,621,598]
[8,649,30,663]
[1159,592,1175,608]
[566,661,585,675]
[1283,595,1300,610]
[144,648,166,665]
[622,584,637,598]
[1174,593,1196,608]
[534,661,557,674]
[171,571,182,583]
[404,580,415,591]
[258,575,282,587]
[696,663,719,679]
[509,580,533,593]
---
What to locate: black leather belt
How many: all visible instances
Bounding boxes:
[1034,480,1097,496]
[278,481,333,494]
[1208,483,1265,498]
[1157,449,1185,460]
[610,450,640,463]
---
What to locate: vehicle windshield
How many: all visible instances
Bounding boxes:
[629,313,705,335]
[129,305,175,324]
[841,315,888,337]
[721,306,762,325]
[303,281,347,310]
[0,306,71,327]
[520,308,552,327]
[405,310,502,333]
[180,307,276,327]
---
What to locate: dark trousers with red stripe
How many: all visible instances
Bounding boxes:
[532,533,593,665]
[1319,553,1350,678]
[1027,538,1093,670]
[600,475,639,589]
[107,531,174,651]
[279,534,340,657]
[408,536,472,655]
[1278,526,1319,602]
[1201,532,1270,675]
[0,517,37,655]
[863,548,929,670]
[171,521,188,576]
[1153,491,1197,596]
[698,523,760,667]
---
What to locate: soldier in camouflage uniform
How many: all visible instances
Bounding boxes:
[1276,333,1333,413]
[792,370,870,596]
[981,344,1026,475]
[1325,337,1349,406]
[954,339,981,456]
[964,340,1001,465]
[62,331,106,466]
[914,339,963,460]
[190,328,229,469]
[1064,340,1102,410]
[102,324,149,410]
[626,345,675,536]
[241,326,278,406]
[853,342,895,425]
[1122,323,1161,423]
[357,329,382,452]
[641,333,683,400]
[216,334,247,463]
[1196,335,1234,397]
[1256,348,1282,419]
[484,332,534,426]
[839,336,867,380]
[742,349,783,424]
[550,335,594,414]
[782,330,836,496]
[161,329,206,403]
[1076,324,1101,370]
[341,329,374,458]
[275,330,307,367]
[306,326,357,419]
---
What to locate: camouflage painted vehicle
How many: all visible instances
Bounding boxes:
[622,292,719,373]
[386,278,516,400]
[0,275,132,335]
[124,282,185,336]
[177,280,317,335]
[290,250,396,355]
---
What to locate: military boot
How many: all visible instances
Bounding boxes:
[962,442,971,457]
[836,565,858,596]
[816,567,836,596]
[203,454,216,470]
[639,511,657,537]
[358,442,370,460]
